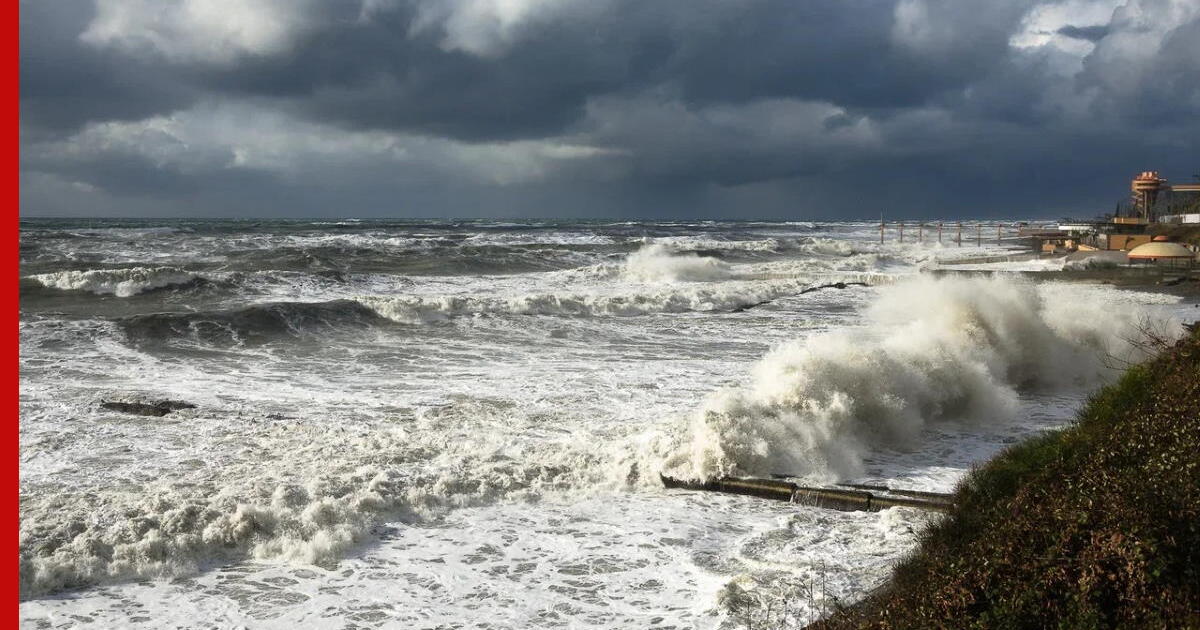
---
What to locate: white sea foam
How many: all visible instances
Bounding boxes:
[17,398,618,599]
[359,289,760,321]
[20,219,1196,628]
[26,267,202,297]
[656,276,1180,483]
[279,232,431,250]
[464,232,618,246]
[1063,254,1125,270]
[70,226,186,237]
[353,275,877,322]
[639,236,788,253]
[612,241,888,284]
[797,238,860,257]
[17,274,1188,621]
[622,243,733,282]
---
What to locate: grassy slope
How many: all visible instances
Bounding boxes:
[814,328,1200,630]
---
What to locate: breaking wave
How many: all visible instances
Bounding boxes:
[358,279,849,323]
[1063,254,1125,270]
[656,276,1180,482]
[223,244,603,275]
[108,276,881,346]
[622,243,732,282]
[114,285,828,345]
[109,272,885,344]
[18,400,613,599]
[25,267,205,297]
[558,242,891,285]
[118,300,387,346]
[796,238,861,257]
[18,274,1179,601]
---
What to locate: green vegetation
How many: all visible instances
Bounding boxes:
[814,327,1200,629]
[1149,223,1200,247]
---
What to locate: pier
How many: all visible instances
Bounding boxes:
[877,219,1029,247]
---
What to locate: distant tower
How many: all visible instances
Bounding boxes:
[1131,171,1166,221]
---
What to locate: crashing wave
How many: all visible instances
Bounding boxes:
[25,267,203,297]
[797,238,861,257]
[637,236,787,253]
[357,280,832,322]
[18,400,611,599]
[621,243,733,282]
[18,275,1177,601]
[573,241,875,285]
[106,276,878,344]
[656,276,1179,483]
[118,300,386,346]
[1063,254,1125,270]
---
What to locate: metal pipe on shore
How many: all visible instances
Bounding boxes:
[835,482,954,502]
[661,475,954,513]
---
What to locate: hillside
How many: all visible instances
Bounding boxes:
[813,326,1200,629]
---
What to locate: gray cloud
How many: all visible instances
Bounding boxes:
[1057,24,1110,41]
[18,0,1200,219]
[19,1,196,132]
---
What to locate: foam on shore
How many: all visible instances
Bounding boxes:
[656,276,1180,482]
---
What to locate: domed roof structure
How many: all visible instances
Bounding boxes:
[1127,241,1196,260]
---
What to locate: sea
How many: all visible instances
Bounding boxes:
[18,218,1195,629]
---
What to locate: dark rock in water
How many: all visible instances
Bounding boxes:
[100,399,196,417]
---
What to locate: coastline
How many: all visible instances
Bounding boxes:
[928,265,1200,302]
[810,323,1200,628]
[19,226,1197,627]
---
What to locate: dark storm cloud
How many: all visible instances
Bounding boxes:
[1057,24,1110,41]
[668,0,1036,110]
[17,0,1200,218]
[1077,13,1200,126]
[189,1,676,141]
[19,1,195,132]
[134,0,1033,139]
[21,0,1036,139]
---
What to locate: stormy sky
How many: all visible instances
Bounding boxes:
[18,0,1200,219]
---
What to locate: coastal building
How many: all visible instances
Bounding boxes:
[1126,239,1197,266]
[1040,170,1198,255]
[1160,213,1200,225]
[1107,233,1153,251]
[1130,171,1200,222]
[1131,171,1166,221]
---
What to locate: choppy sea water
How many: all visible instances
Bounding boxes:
[18,219,1194,628]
